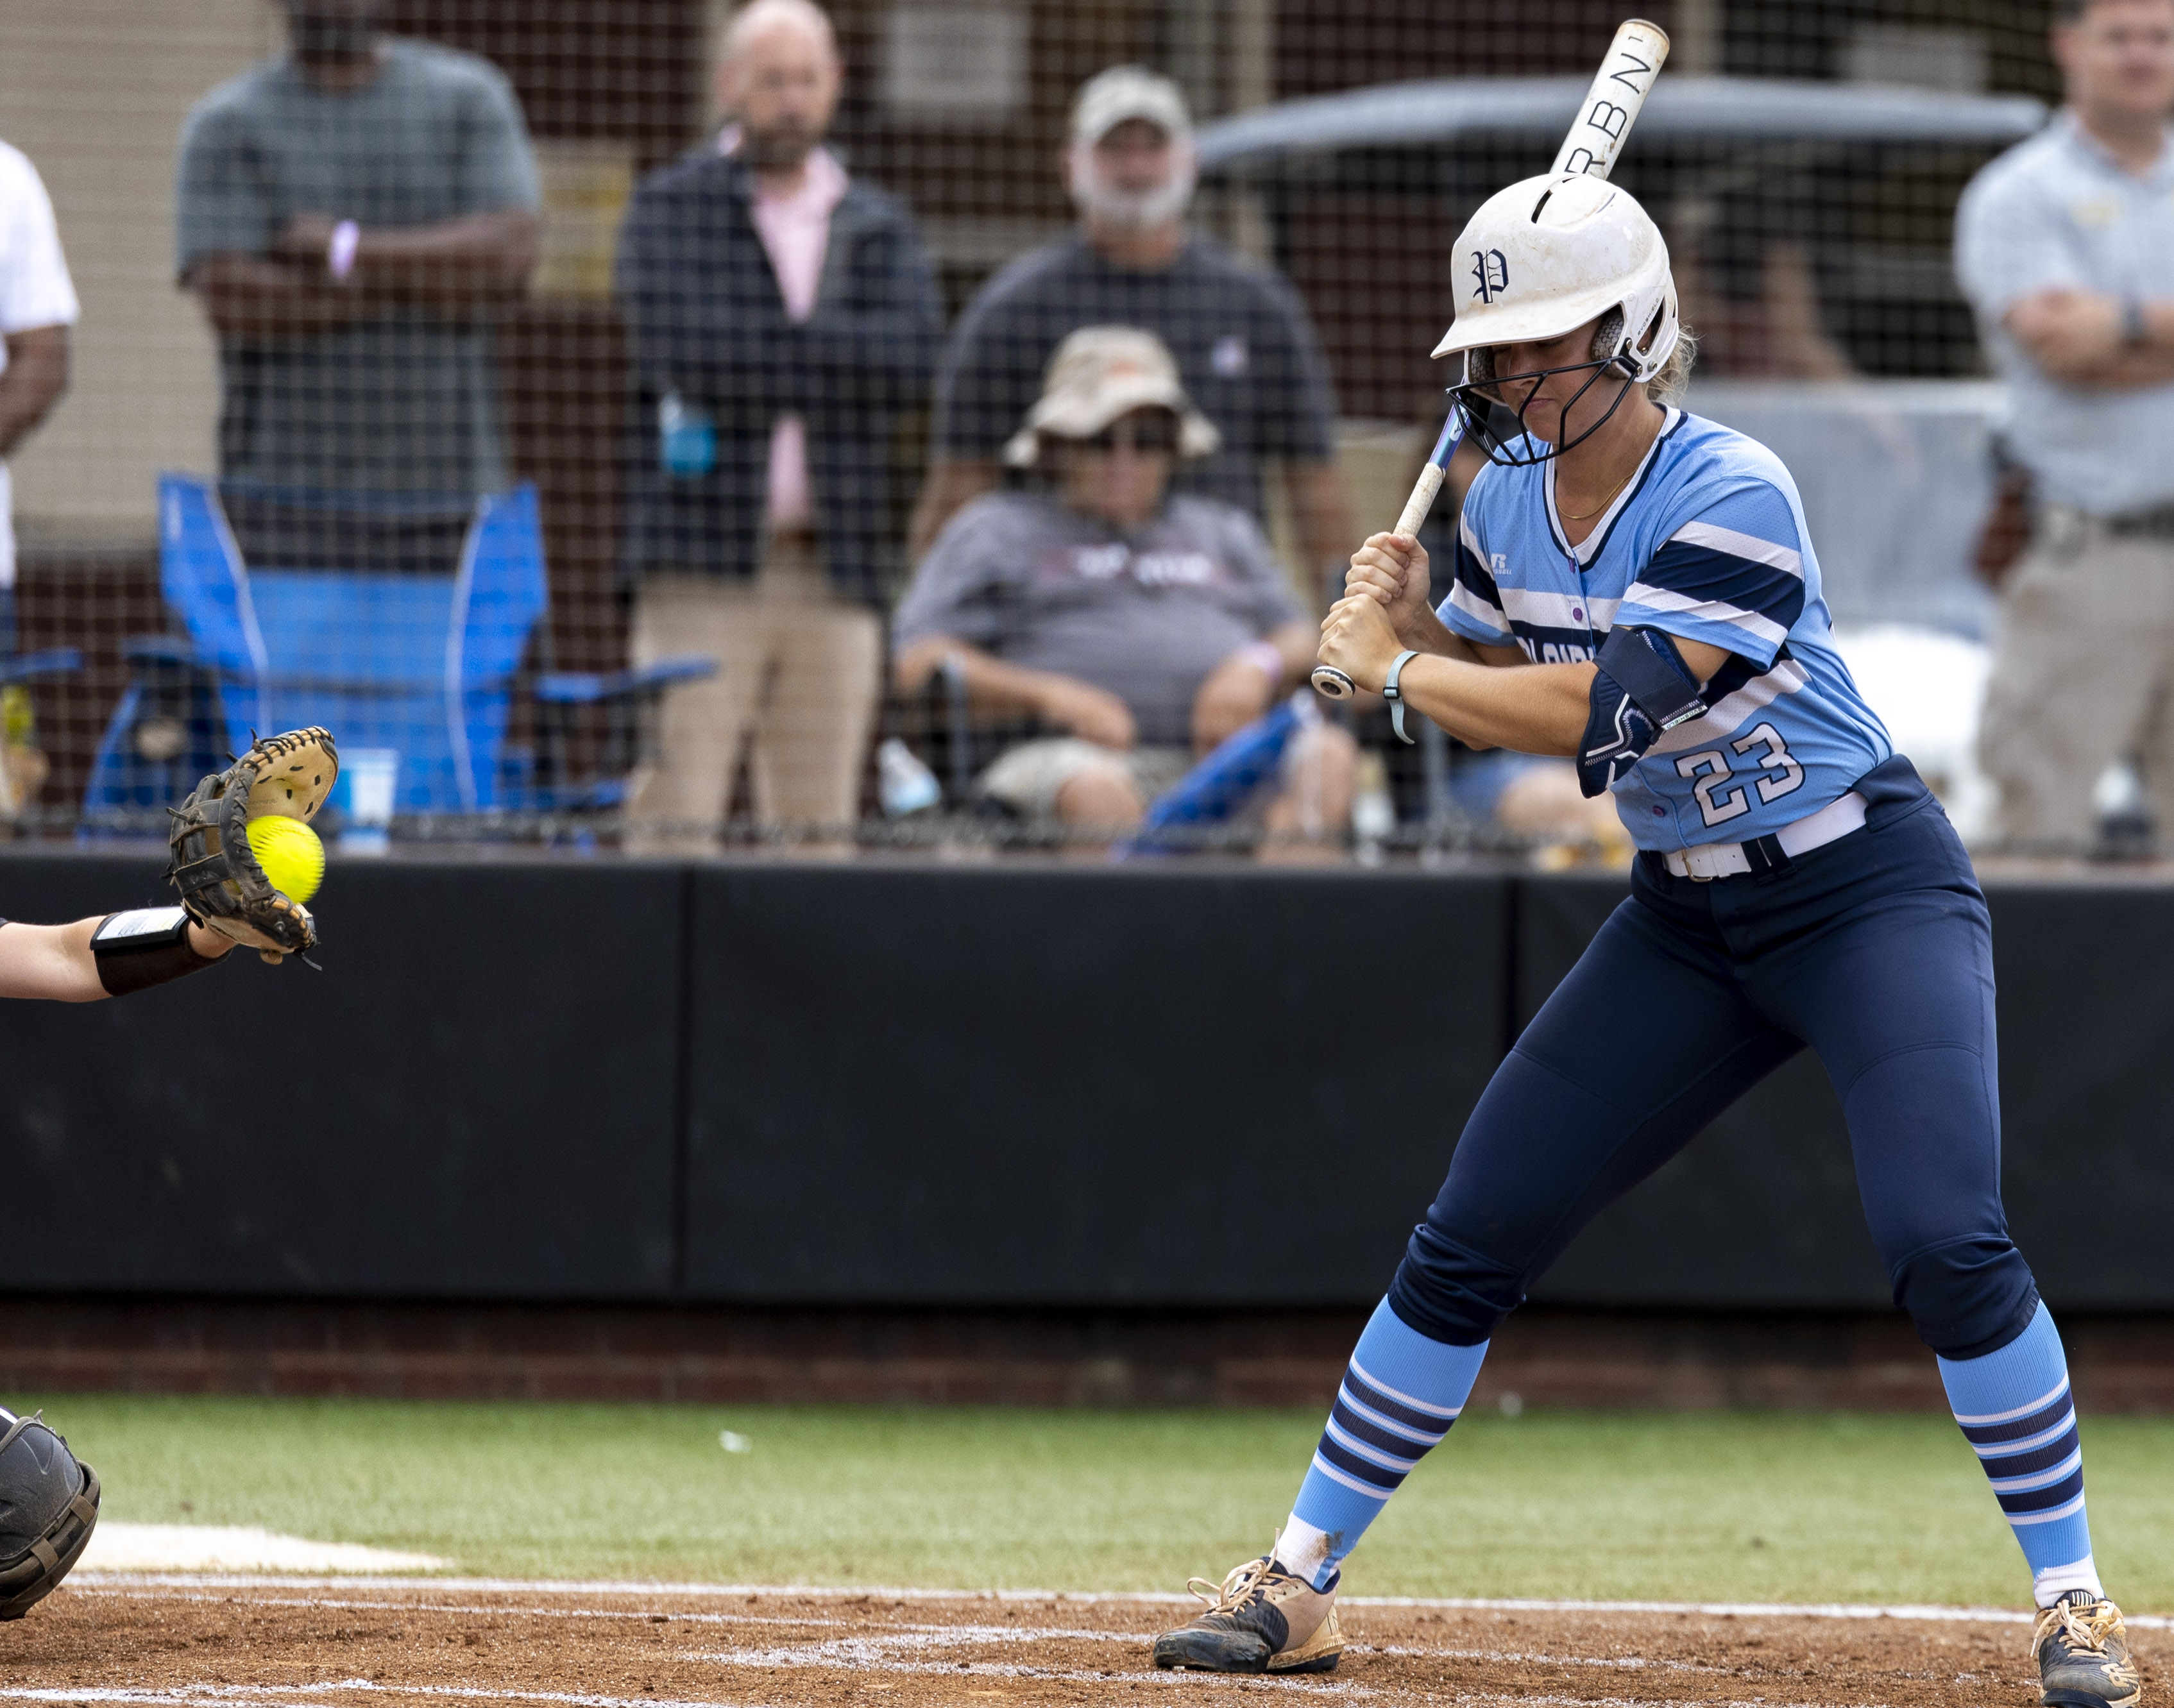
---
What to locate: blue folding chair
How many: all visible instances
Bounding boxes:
[82,475,711,831]
[0,652,82,688]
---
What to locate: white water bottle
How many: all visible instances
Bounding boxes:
[877,738,942,816]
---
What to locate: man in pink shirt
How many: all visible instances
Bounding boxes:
[616,0,942,850]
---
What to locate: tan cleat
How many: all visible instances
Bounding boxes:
[1151,1556,1345,1675]
[2035,1592,2141,1707]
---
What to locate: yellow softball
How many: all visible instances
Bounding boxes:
[245,815,325,904]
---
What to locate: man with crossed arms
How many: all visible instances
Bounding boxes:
[1957,0,2174,850]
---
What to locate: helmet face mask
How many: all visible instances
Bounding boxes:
[1452,310,1643,468]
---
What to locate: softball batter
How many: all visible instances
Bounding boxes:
[1151,171,2138,1708]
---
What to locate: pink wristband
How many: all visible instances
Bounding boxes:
[1239,639,1286,684]
[327,219,361,283]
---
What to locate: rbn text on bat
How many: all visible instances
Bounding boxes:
[1582,99,1632,141]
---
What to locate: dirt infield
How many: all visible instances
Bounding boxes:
[5,1576,2163,1707]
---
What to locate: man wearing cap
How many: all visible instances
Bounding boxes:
[909,67,1351,590]
[892,327,1352,846]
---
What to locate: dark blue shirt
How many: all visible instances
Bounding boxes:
[932,232,1339,525]
[615,151,942,602]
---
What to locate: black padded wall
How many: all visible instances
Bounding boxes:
[1,853,2168,1310]
[0,852,685,1298]
[681,866,1513,1304]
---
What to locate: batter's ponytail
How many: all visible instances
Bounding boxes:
[1648,320,1698,406]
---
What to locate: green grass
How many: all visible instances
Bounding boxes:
[39,1394,2174,1611]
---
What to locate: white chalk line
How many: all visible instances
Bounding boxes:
[0,1676,1375,1706]
[66,1590,1681,1675]
[37,1585,1930,1705]
[1409,1686,1869,1704]
[38,1582,2014,1707]
[0,1677,1878,1704]
[0,1686,780,1708]
[66,1572,2173,1629]
[697,1646,1374,1695]
[69,1572,1190,1603]
[688,1621,1316,1675]
[683,1626,1739,1685]
[58,1582,2070,1667]
[1359,1648,1731,1677]
[69,1589,951,1633]
[64,1589,1722,1671]
[0,1680,1851,1708]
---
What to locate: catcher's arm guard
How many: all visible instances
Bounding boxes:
[166,727,339,964]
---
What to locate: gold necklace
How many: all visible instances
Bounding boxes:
[1557,462,1636,523]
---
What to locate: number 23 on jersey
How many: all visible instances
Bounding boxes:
[1674,723,1805,829]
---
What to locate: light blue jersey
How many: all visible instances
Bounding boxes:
[1440,409,1892,852]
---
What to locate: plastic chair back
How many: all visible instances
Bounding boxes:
[152,475,547,813]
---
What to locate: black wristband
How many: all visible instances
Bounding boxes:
[2123,300,2149,350]
[91,907,225,997]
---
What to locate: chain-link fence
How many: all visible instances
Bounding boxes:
[0,2,2066,858]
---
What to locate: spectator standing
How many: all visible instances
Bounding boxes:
[0,139,74,634]
[0,137,78,820]
[1956,0,2174,849]
[175,0,541,497]
[911,67,1353,588]
[894,328,1353,850]
[616,0,942,850]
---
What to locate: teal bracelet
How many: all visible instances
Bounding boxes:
[1382,649,1421,745]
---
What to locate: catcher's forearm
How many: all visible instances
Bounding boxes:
[2,913,234,1002]
[0,920,108,1002]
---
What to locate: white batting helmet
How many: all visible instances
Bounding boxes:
[1434,171,1680,394]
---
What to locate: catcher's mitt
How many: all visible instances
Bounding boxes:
[167,727,339,963]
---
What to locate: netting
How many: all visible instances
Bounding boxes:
[0,1,2064,858]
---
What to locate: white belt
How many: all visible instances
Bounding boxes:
[1662,790,1868,881]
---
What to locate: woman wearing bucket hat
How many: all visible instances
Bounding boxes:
[894,326,1354,847]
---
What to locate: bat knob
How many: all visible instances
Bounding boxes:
[1310,664,1357,700]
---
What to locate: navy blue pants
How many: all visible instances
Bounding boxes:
[1388,758,2040,1362]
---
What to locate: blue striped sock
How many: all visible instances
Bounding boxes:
[1937,1300,2102,1608]
[1275,1298,1488,1591]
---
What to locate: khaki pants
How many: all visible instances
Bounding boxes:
[625,537,881,852]
[1979,525,2174,849]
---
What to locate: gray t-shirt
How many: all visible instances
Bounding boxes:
[893,490,1304,745]
[176,41,541,495]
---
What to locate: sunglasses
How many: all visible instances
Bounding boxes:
[1076,415,1180,455]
